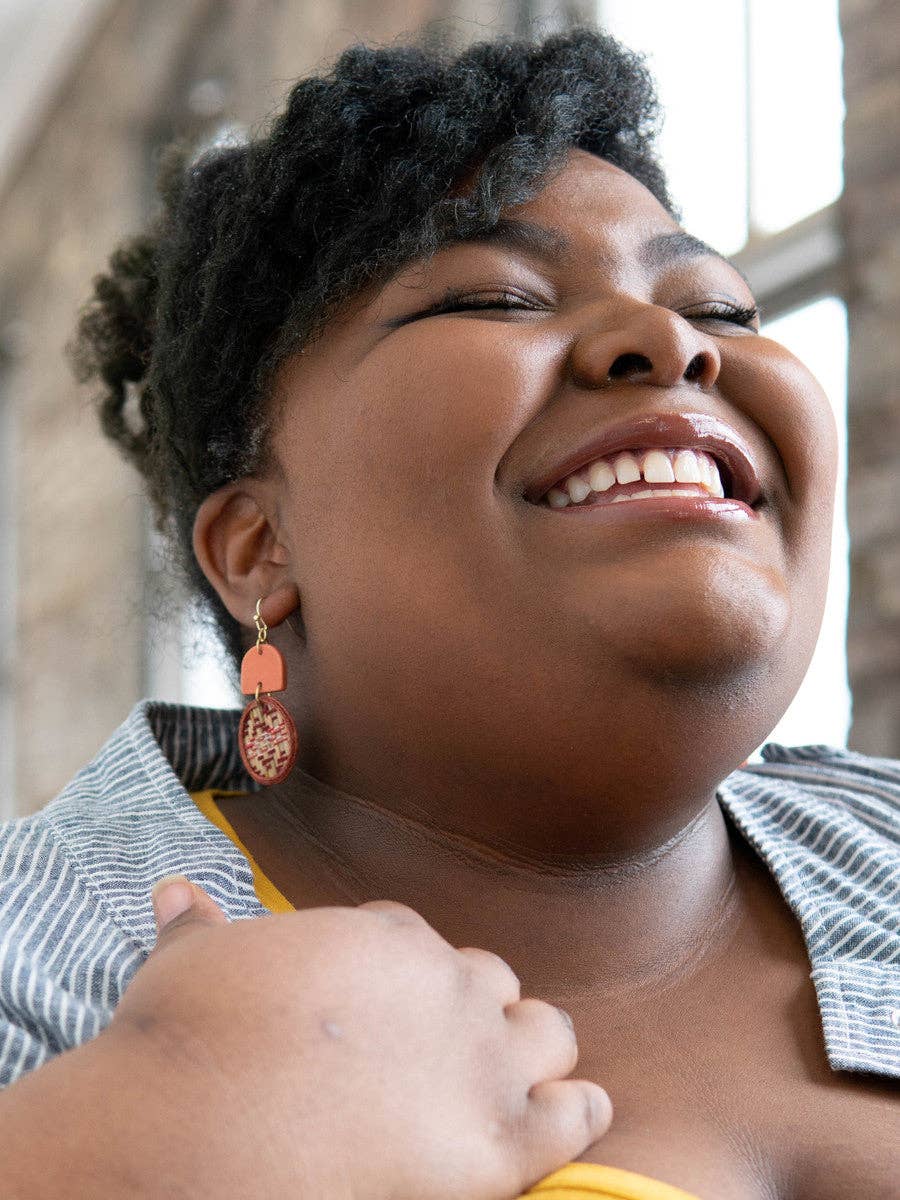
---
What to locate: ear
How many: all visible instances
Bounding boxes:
[192,482,300,631]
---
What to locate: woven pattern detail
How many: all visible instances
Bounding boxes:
[238,696,298,785]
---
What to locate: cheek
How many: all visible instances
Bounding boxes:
[721,340,838,531]
[265,331,525,649]
[276,327,569,679]
[721,341,838,654]
[299,324,567,530]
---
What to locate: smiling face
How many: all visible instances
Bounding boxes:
[217,149,838,853]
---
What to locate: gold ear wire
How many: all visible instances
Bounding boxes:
[253,598,268,649]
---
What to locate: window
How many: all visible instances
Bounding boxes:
[760,298,851,752]
[596,0,843,250]
[596,0,849,758]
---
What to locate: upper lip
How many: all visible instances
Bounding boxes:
[522,411,764,508]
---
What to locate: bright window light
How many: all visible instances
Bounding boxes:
[596,0,749,255]
[748,0,844,233]
[750,297,851,757]
[597,0,845,248]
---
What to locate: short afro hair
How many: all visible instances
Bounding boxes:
[71,26,675,673]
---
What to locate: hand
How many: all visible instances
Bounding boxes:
[106,878,613,1200]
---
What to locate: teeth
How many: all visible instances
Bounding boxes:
[612,452,642,485]
[565,475,591,503]
[702,457,725,497]
[548,447,727,507]
[609,487,707,503]
[587,460,617,492]
[641,450,675,484]
[672,449,702,484]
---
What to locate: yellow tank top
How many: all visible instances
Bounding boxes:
[190,789,702,1200]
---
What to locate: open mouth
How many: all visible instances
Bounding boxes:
[521,413,765,515]
[533,447,742,509]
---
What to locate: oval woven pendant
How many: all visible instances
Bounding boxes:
[238,695,298,785]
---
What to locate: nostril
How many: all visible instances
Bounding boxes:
[684,353,708,383]
[686,350,715,384]
[608,352,653,379]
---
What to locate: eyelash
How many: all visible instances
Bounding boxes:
[681,302,760,328]
[415,291,760,328]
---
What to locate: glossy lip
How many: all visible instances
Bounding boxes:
[536,492,759,523]
[523,412,764,508]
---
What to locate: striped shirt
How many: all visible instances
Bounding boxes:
[0,699,898,1089]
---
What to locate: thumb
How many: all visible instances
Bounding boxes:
[150,875,229,945]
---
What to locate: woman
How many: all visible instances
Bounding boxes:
[0,26,897,1200]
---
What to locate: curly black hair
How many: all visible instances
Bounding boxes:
[70,26,675,674]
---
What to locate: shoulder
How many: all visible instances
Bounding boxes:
[718,740,899,956]
[721,744,900,1076]
[0,802,141,1088]
[735,741,900,838]
[0,700,259,1090]
[720,743,899,904]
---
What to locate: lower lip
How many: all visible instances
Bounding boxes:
[539,494,760,523]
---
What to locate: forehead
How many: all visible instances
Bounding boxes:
[409,148,714,295]
[382,149,724,299]
[502,148,678,251]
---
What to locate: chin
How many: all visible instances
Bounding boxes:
[579,580,793,696]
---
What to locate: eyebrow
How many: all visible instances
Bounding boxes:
[639,230,721,268]
[451,217,571,263]
[455,218,746,283]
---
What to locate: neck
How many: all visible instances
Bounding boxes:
[215,763,753,1002]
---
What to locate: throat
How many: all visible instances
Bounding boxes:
[212,785,748,1003]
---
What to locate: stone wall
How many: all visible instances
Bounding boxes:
[0,0,592,815]
[841,0,900,754]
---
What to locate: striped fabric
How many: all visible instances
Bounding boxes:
[0,700,897,1089]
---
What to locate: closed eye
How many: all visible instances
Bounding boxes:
[681,302,760,330]
[391,289,544,327]
[389,291,759,330]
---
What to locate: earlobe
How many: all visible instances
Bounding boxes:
[192,483,298,628]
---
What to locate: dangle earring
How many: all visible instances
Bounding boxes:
[237,598,299,786]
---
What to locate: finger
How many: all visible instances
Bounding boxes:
[503,997,579,1080]
[457,947,521,1006]
[357,899,428,928]
[518,1078,613,1188]
[151,876,228,946]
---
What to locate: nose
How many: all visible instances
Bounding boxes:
[569,304,721,391]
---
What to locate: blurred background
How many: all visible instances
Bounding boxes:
[0,0,896,816]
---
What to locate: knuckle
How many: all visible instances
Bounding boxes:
[358,900,424,926]
[459,946,520,988]
[154,909,204,943]
[513,997,577,1043]
[486,1094,529,1156]
[488,951,521,988]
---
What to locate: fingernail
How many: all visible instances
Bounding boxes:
[151,875,192,928]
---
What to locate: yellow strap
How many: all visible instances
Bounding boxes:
[525,1163,701,1199]
[190,789,294,913]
